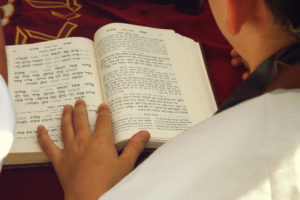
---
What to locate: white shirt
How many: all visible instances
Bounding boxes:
[99,89,300,200]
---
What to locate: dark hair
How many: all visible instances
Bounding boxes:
[264,0,300,28]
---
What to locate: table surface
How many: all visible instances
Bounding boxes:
[0,0,245,199]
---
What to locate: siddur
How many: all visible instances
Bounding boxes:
[4,23,217,165]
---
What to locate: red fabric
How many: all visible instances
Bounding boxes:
[0,0,246,199]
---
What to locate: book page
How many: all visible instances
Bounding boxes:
[175,35,217,112]
[94,23,216,146]
[6,37,103,153]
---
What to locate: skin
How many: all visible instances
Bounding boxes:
[230,49,250,80]
[37,100,150,200]
[210,0,300,88]
[209,0,298,72]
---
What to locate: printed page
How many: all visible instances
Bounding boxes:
[175,34,217,113]
[6,37,103,153]
[94,23,216,146]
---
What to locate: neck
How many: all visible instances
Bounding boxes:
[232,1,299,72]
[241,32,298,72]
[265,64,300,92]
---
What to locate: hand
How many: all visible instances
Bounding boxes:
[230,49,250,80]
[37,99,150,200]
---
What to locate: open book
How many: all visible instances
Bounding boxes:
[4,23,217,165]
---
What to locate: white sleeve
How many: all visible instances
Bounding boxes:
[99,89,300,200]
[0,75,15,169]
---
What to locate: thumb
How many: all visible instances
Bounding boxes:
[120,131,150,168]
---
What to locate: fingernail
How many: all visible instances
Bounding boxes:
[138,131,150,143]
[99,104,109,112]
[64,104,72,111]
[37,125,43,132]
[75,99,85,106]
[37,126,44,136]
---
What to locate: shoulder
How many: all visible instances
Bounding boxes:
[99,89,300,200]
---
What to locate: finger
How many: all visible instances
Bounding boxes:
[120,131,150,168]
[61,104,74,146]
[73,99,90,136]
[242,71,250,80]
[94,104,113,141]
[37,125,62,166]
[231,57,243,67]
[230,49,239,57]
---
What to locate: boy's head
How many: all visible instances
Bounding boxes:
[208,0,300,71]
[264,0,300,28]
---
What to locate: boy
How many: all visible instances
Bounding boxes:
[38,0,300,199]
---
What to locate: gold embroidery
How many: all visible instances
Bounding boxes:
[23,22,78,41]
[15,26,28,44]
[57,22,78,38]
[51,11,81,20]
[67,0,82,12]
[14,0,83,44]
[24,29,57,41]
[25,0,82,12]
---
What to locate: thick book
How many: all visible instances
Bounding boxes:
[4,23,217,165]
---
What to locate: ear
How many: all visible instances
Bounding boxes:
[226,0,256,35]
